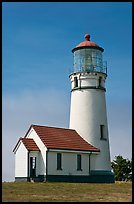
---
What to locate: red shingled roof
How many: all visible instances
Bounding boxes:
[27,125,100,152]
[13,137,40,152]
[21,138,40,151]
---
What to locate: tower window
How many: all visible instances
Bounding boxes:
[74,77,78,88]
[77,154,82,171]
[57,153,62,170]
[100,125,107,140]
[99,77,102,87]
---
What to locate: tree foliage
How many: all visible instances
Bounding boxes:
[111,155,132,181]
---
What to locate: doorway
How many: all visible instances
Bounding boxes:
[30,157,36,178]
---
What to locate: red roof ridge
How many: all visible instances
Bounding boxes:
[32,124,75,131]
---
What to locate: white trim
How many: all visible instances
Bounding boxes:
[25,127,34,138]
[48,148,99,154]
[13,140,23,154]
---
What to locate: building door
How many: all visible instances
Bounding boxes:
[30,157,36,178]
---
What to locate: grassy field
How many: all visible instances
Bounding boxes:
[2,181,132,202]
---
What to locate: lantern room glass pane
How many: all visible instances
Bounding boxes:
[73,48,106,74]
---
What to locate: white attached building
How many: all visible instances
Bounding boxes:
[13,124,103,182]
[13,34,114,183]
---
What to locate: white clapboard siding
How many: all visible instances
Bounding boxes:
[47,151,90,176]
[15,141,28,177]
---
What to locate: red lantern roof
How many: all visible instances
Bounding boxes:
[76,34,99,48]
[72,34,104,52]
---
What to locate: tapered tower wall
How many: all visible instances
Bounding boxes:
[69,34,114,181]
[69,72,111,171]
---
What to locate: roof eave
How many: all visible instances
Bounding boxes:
[28,149,40,152]
[13,137,22,153]
[72,45,104,53]
[47,148,100,154]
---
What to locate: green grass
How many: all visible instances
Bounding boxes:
[2,181,132,202]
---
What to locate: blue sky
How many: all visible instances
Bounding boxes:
[2,2,132,181]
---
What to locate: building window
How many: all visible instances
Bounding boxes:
[89,154,91,174]
[57,153,62,170]
[77,154,82,171]
[74,77,78,88]
[100,125,107,140]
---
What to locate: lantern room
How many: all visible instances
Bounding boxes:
[71,34,107,74]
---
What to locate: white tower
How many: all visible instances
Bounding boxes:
[69,34,114,182]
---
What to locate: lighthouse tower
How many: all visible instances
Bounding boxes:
[69,34,114,182]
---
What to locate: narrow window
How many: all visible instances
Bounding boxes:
[100,125,104,139]
[99,76,102,87]
[74,77,78,88]
[100,125,106,140]
[77,154,82,171]
[89,154,91,174]
[57,153,62,170]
